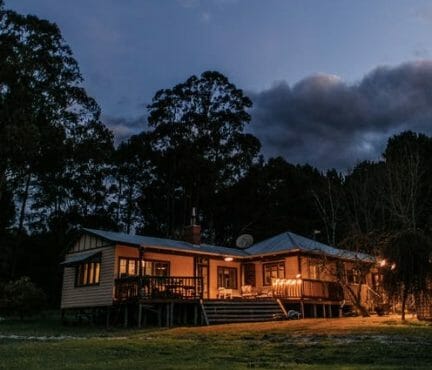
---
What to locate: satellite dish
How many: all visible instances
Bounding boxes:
[236,234,254,249]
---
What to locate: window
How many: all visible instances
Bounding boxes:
[152,261,169,276]
[118,258,170,277]
[76,259,101,286]
[217,267,237,289]
[346,268,365,284]
[263,262,285,286]
[308,258,323,280]
[119,257,138,277]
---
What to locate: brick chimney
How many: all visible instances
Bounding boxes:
[184,208,201,245]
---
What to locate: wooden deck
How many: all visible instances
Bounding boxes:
[114,276,346,303]
[115,276,204,301]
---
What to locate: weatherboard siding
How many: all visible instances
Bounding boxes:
[209,258,242,298]
[285,255,299,277]
[114,245,195,277]
[61,247,115,309]
[71,234,109,253]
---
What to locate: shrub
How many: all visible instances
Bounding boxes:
[0,277,46,319]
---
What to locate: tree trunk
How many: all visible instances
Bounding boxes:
[10,172,31,278]
[401,288,407,321]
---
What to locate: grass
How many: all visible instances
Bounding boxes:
[1,314,432,369]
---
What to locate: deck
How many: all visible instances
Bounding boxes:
[114,276,344,303]
[115,276,204,301]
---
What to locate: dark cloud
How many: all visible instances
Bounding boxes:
[249,60,432,170]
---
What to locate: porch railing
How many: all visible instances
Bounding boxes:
[271,278,344,301]
[115,276,203,301]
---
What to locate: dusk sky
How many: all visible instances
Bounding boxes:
[10,0,432,169]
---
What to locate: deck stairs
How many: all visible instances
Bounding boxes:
[201,299,286,324]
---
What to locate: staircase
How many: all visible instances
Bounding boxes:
[202,299,285,324]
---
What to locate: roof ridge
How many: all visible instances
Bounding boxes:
[285,231,299,248]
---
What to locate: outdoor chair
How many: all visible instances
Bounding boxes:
[217,287,233,299]
[241,285,257,298]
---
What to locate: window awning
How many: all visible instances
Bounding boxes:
[60,250,101,267]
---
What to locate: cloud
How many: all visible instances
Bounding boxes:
[250,60,432,170]
[102,114,148,145]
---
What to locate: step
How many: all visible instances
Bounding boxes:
[201,299,285,324]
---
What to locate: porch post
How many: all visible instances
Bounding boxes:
[138,303,142,328]
[138,246,144,275]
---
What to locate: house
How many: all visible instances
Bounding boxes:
[60,225,376,326]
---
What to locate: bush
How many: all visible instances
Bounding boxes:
[0,277,46,319]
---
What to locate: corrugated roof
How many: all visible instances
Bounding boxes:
[80,228,373,262]
[83,228,249,257]
[60,250,101,266]
[245,231,374,262]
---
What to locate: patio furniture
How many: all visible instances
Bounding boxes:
[217,287,233,299]
[241,285,257,298]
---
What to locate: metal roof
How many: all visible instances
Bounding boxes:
[245,231,374,262]
[61,250,101,266]
[80,228,373,262]
[83,228,249,257]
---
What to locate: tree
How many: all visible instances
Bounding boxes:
[0,2,105,278]
[382,230,432,320]
[383,131,432,231]
[312,169,345,246]
[144,71,261,239]
[213,157,325,245]
[112,132,153,233]
[0,3,100,214]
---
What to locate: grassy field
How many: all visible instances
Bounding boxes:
[1,314,432,369]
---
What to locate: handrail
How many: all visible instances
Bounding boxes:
[115,275,203,301]
[199,299,209,326]
[276,298,289,319]
[272,278,344,300]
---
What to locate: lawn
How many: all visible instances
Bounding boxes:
[1,314,432,369]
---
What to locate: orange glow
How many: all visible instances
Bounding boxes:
[224,256,234,262]
[379,259,386,267]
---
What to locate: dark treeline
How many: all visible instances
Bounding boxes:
[1,2,432,306]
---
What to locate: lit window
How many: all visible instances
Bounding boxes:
[217,267,237,289]
[263,262,285,286]
[118,257,138,277]
[76,258,101,286]
[118,258,170,277]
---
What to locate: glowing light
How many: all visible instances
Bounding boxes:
[391,263,396,270]
[296,273,302,279]
[224,257,233,262]
[380,259,386,267]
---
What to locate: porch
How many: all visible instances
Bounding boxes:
[114,276,204,301]
[114,276,344,302]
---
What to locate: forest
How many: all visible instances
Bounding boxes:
[1,1,432,307]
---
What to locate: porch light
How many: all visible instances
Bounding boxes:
[379,259,386,267]
[391,263,396,270]
[296,273,302,279]
[224,256,234,262]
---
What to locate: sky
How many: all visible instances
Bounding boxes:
[9,0,432,170]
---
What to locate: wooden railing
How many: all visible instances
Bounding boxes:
[115,276,203,301]
[271,278,344,301]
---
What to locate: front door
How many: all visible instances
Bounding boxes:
[195,257,209,299]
